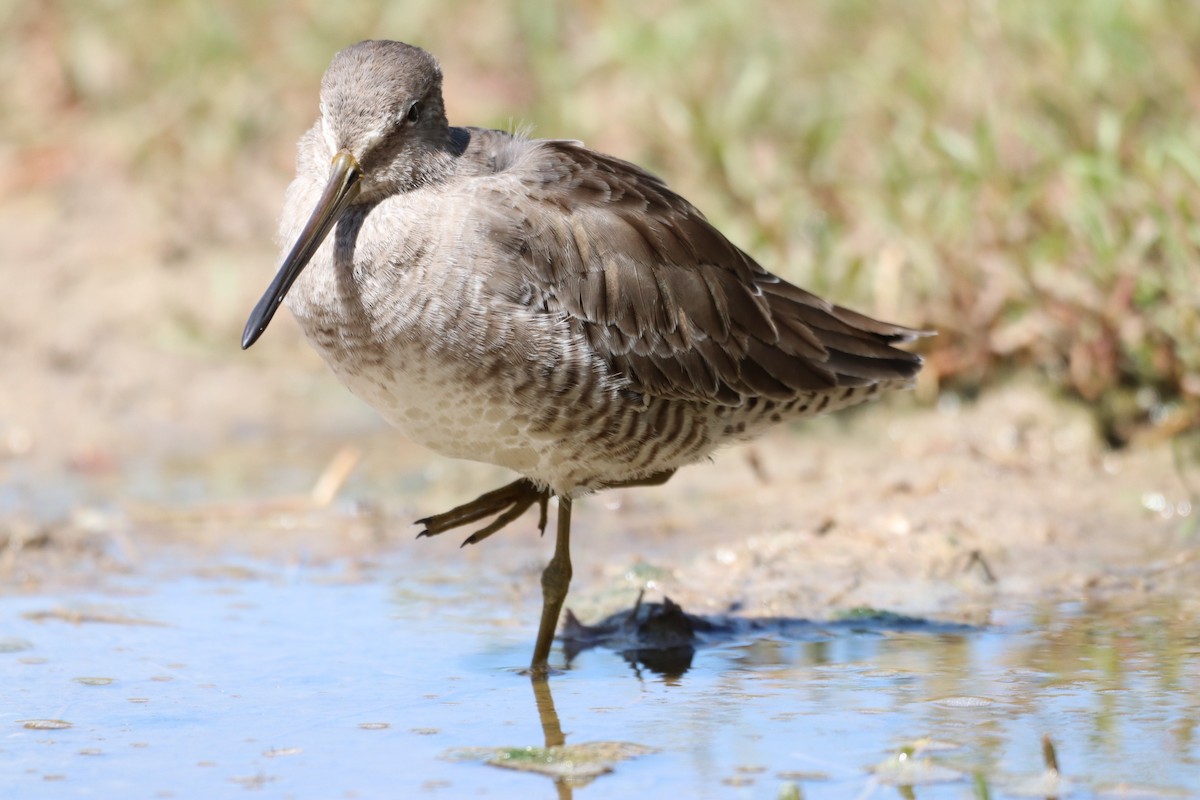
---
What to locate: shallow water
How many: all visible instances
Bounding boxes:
[4,555,1198,799]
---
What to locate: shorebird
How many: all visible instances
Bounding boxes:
[242,40,927,673]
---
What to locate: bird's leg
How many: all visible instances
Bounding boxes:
[599,469,676,491]
[530,495,573,674]
[416,478,550,547]
[521,471,673,672]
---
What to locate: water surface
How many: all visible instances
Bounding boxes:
[4,556,1197,799]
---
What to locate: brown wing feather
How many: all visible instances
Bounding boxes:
[477,135,926,405]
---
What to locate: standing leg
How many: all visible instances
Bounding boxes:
[530,496,573,673]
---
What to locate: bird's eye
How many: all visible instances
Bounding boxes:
[406,102,422,124]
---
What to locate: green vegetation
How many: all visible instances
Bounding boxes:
[4,0,1197,443]
[833,607,924,625]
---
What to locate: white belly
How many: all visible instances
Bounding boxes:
[326,351,555,478]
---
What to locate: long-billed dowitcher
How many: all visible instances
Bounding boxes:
[242,40,926,673]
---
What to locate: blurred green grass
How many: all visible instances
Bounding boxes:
[2,0,1197,444]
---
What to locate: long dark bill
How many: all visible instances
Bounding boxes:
[241,150,363,349]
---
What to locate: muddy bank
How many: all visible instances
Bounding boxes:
[5,383,1196,630]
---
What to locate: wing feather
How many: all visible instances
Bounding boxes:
[473,135,926,404]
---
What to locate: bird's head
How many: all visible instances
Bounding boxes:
[241,40,448,349]
[318,40,450,201]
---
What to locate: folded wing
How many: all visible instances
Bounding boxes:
[475,137,926,406]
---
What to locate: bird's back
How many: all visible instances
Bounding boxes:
[448,128,926,400]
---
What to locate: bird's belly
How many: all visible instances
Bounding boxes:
[328,354,552,474]
[313,341,718,493]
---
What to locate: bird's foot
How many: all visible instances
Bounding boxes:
[415,478,550,547]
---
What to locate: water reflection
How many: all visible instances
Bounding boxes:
[532,675,566,749]
[561,591,976,682]
[531,677,573,800]
[561,592,701,680]
[449,675,657,796]
[538,596,1199,797]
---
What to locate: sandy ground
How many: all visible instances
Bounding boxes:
[1,172,1197,627]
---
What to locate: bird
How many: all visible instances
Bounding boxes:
[242,40,927,674]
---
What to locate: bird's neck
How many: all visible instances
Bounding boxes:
[361,124,467,201]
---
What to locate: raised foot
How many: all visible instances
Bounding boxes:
[415,478,550,547]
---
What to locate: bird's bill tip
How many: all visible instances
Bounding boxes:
[241,318,265,350]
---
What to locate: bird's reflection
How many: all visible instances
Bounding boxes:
[519,667,658,796]
[529,675,572,800]
[531,673,565,749]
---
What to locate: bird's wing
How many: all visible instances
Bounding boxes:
[471,136,926,405]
